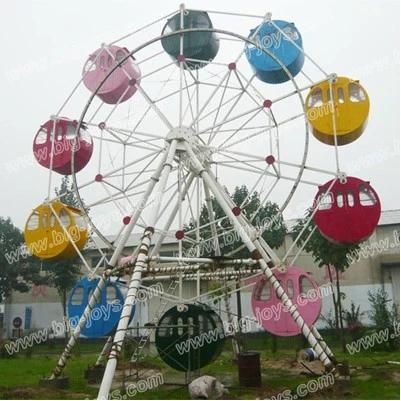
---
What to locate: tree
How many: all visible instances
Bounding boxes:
[291,208,361,351]
[185,185,287,258]
[0,217,43,306]
[43,176,83,341]
[42,260,81,340]
[55,176,82,209]
[184,185,287,355]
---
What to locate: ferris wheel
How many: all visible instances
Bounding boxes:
[24,5,382,398]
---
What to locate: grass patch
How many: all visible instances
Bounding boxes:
[0,334,398,400]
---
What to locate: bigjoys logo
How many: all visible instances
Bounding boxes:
[81,302,123,329]
[54,301,123,335]
[246,25,300,57]
[63,283,164,334]
[51,225,82,246]
[254,284,332,325]
[34,136,82,163]
[4,226,83,265]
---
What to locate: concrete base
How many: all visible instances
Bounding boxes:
[335,361,352,396]
[39,376,69,389]
[85,365,106,384]
[335,378,352,396]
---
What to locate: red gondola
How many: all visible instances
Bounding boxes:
[33,118,93,175]
[313,176,381,244]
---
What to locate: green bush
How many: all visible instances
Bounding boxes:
[0,341,16,359]
[368,288,400,351]
[343,301,366,340]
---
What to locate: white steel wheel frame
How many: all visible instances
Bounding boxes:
[44,22,338,394]
[41,11,343,395]
[64,27,338,399]
[71,26,312,265]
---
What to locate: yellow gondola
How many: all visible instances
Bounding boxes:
[305,76,369,146]
[24,201,88,260]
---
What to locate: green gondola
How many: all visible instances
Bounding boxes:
[155,303,225,371]
[161,11,220,70]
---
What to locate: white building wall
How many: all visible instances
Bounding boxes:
[4,218,399,339]
[5,302,63,337]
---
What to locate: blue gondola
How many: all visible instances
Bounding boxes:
[67,277,134,337]
[246,20,304,84]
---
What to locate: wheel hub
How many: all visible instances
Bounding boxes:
[167,126,213,170]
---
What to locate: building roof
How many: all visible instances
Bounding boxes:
[88,210,399,250]
[286,209,399,232]
[378,209,400,226]
[88,230,178,250]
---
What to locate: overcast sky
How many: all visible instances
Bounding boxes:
[0,0,399,230]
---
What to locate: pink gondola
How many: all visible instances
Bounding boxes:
[313,176,381,245]
[33,118,93,175]
[251,266,322,337]
[82,45,141,104]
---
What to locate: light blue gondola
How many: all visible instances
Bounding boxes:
[246,20,304,84]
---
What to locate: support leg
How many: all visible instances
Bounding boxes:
[47,148,169,381]
[97,140,178,399]
[185,142,334,370]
